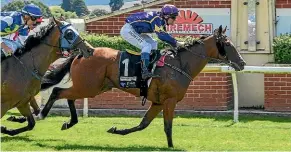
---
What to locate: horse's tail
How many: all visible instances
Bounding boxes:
[40,55,76,90]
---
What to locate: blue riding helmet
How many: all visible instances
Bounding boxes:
[21,4,42,18]
[161,4,179,17]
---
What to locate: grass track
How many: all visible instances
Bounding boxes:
[1,111,291,151]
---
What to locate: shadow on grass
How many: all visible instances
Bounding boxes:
[34,143,184,151]
[90,114,291,124]
[5,108,291,124]
[1,136,33,142]
[1,136,64,143]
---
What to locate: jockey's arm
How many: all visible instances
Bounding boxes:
[1,16,14,54]
[150,18,177,47]
[1,16,13,43]
[155,31,177,47]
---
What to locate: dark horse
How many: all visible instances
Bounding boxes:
[1,18,94,136]
[38,26,246,147]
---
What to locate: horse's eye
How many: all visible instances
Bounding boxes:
[64,29,75,40]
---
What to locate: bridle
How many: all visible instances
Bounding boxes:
[163,35,235,81]
[41,22,87,55]
[14,21,87,80]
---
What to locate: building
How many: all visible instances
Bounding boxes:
[46,0,291,112]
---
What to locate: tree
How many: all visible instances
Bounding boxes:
[50,6,77,19]
[72,0,89,17]
[109,0,124,12]
[89,9,109,18]
[1,0,52,17]
[61,0,73,12]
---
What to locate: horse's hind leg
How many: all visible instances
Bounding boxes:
[107,103,163,135]
[61,99,78,130]
[7,98,39,123]
[6,116,26,123]
[2,103,35,136]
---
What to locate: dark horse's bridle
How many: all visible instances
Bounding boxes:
[13,21,87,80]
[41,23,86,52]
[163,35,234,81]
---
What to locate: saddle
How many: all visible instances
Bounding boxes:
[118,49,163,105]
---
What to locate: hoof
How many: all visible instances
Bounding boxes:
[107,126,117,134]
[33,113,44,121]
[61,122,69,130]
[1,126,16,136]
[6,116,16,121]
[1,126,7,133]
[33,109,40,116]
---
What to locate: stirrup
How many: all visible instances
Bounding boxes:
[142,70,159,79]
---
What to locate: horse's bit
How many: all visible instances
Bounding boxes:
[162,38,232,81]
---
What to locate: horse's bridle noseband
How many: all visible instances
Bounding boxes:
[41,23,87,55]
[162,36,234,81]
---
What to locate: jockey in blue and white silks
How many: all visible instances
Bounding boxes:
[120,4,185,79]
[1,3,42,57]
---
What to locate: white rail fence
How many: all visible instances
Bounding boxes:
[83,65,291,122]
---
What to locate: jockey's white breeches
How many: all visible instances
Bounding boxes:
[120,23,157,54]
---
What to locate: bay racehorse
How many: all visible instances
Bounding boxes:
[38,26,245,147]
[1,17,94,136]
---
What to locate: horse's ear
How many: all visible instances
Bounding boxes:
[222,26,227,34]
[218,25,223,34]
[53,16,62,26]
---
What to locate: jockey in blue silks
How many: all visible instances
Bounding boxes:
[120,4,185,79]
[1,3,42,57]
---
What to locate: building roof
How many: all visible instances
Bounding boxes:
[85,0,171,23]
[87,1,144,12]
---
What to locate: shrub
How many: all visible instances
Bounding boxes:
[273,34,291,64]
[81,33,195,52]
[50,6,77,19]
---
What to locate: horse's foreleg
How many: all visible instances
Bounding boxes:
[107,103,163,135]
[38,87,64,119]
[38,87,81,131]
[2,103,35,136]
[162,98,177,148]
[61,99,78,130]
[30,98,40,115]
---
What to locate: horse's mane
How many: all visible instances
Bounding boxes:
[170,35,210,53]
[17,21,56,53]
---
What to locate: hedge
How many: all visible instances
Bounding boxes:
[273,34,291,64]
[81,33,193,52]
[83,33,291,64]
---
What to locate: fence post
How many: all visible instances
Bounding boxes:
[83,98,88,117]
[231,72,239,123]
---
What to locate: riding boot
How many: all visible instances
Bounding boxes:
[141,52,158,79]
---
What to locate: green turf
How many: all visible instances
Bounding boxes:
[1,112,291,151]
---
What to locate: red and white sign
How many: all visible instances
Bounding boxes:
[167,10,213,34]
[145,8,231,36]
